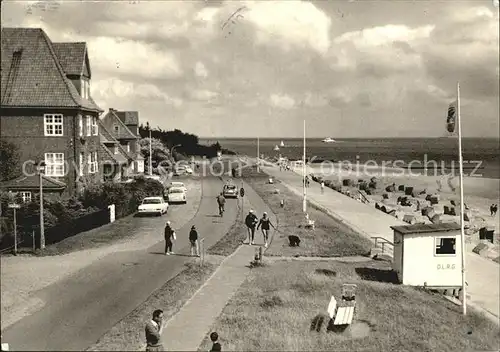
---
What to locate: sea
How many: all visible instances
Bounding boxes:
[201,138,500,179]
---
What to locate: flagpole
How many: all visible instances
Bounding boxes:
[257,136,260,172]
[457,82,467,315]
[148,129,152,176]
[302,120,307,213]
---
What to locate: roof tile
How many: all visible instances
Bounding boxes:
[1,27,101,111]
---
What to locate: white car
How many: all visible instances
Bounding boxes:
[137,197,169,216]
[144,175,161,181]
[184,166,193,174]
[167,182,187,192]
[167,187,187,204]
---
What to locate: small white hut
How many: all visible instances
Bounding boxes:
[391,223,462,288]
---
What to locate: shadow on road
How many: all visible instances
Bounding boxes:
[149,252,166,255]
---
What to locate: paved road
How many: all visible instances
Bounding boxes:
[2,176,239,351]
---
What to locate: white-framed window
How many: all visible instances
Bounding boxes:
[91,116,98,136]
[81,79,90,99]
[435,237,456,256]
[79,152,85,176]
[113,125,119,134]
[78,115,83,137]
[95,151,98,172]
[44,114,63,136]
[88,151,98,173]
[20,191,31,203]
[114,145,118,155]
[126,143,130,153]
[45,153,65,177]
[86,116,92,136]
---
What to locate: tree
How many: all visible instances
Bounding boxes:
[138,137,172,167]
[0,140,21,181]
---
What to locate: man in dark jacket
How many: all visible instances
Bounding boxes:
[216,192,226,216]
[164,221,175,255]
[145,309,164,351]
[244,209,258,245]
[189,225,199,257]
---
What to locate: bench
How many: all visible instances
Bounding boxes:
[327,284,357,326]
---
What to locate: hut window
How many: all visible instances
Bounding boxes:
[435,237,456,255]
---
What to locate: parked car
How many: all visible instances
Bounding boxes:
[166,181,187,192]
[167,187,187,204]
[184,166,193,174]
[137,197,169,216]
[223,184,238,198]
[144,174,161,181]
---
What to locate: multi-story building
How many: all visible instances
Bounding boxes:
[0,27,103,198]
[100,108,144,175]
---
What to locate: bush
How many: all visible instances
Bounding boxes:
[80,178,164,218]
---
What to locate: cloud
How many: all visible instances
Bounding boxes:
[93,79,182,107]
[330,24,434,75]
[333,24,434,47]
[1,0,497,137]
[194,62,209,78]
[270,93,295,109]
[189,89,218,101]
[244,0,332,54]
[89,37,183,79]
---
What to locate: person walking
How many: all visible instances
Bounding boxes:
[189,225,199,257]
[320,181,325,194]
[244,209,258,245]
[164,221,176,255]
[216,192,226,217]
[256,212,276,248]
[145,309,164,351]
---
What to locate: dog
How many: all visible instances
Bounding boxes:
[288,235,301,247]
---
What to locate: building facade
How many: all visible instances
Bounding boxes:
[100,108,144,175]
[0,27,103,198]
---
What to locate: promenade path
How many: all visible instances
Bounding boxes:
[261,163,500,321]
[161,176,277,351]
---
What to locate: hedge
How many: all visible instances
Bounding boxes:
[0,177,164,250]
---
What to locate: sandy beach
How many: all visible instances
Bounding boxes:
[294,163,500,260]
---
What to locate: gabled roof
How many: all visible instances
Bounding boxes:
[115,110,139,126]
[52,42,89,77]
[0,27,101,111]
[101,109,138,140]
[0,174,66,191]
[98,121,119,144]
[100,144,128,164]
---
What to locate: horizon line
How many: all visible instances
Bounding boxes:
[198,136,500,139]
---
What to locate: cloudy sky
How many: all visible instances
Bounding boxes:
[2,0,499,138]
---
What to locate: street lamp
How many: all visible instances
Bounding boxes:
[170,144,181,160]
[36,162,46,250]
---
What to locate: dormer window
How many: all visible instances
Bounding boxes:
[81,79,90,99]
[114,125,119,133]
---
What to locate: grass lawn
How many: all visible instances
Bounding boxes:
[241,166,373,257]
[199,259,500,351]
[207,216,246,256]
[88,255,224,351]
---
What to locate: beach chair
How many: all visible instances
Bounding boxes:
[329,284,357,327]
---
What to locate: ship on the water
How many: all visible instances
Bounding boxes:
[321,137,336,143]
